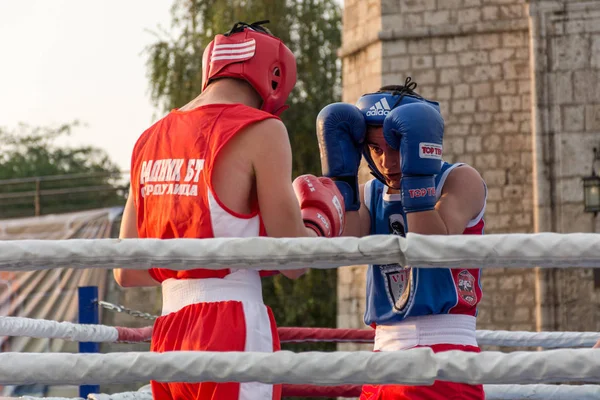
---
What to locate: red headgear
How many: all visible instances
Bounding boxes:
[202,21,297,116]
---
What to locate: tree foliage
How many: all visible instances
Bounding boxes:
[145,2,342,398]
[0,122,126,219]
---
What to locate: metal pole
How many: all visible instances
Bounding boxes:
[78,286,100,397]
[34,179,41,216]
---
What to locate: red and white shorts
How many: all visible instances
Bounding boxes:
[150,270,281,400]
[360,315,485,400]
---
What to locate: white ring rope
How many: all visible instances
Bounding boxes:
[476,329,600,348]
[2,316,600,348]
[484,384,600,399]
[1,348,599,386]
[2,233,600,272]
[0,316,118,343]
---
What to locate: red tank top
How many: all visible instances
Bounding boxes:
[130,104,277,282]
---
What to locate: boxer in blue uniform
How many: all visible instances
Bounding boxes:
[316,78,487,399]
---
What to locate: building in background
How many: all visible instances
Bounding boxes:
[338,0,600,350]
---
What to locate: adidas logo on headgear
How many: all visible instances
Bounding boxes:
[366,98,391,117]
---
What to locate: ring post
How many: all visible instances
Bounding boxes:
[78,286,100,398]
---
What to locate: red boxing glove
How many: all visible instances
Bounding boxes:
[293,174,346,237]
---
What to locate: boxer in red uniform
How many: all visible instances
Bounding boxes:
[113,21,345,400]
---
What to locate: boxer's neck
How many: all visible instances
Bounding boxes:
[181,79,262,111]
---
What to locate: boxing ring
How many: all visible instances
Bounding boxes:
[1,232,600,399]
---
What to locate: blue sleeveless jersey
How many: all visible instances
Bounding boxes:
[363,162,486,326]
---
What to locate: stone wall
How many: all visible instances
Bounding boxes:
[529,0,600,333]
[338,0,539,350]
[337,0,385,352]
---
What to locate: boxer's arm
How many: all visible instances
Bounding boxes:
[342,184,371,237]
[406,166,485,235]
[113,189,160,287]
[251,119,313,279]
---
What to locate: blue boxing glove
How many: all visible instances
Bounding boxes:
[383,103,444,213]
[316,103,366,211]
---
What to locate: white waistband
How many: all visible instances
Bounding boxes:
[374,314,477,351]
[161,269,263,316]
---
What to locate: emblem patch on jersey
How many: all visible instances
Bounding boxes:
[388,214,405,236]
[380,264,411,312]
[457,270,477,306]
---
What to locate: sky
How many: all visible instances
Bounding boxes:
[0,0,174,172]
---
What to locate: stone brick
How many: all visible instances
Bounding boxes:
[412,55,434,69]
[565,20,586,35]
[499,152,523,168]
[521,152,533,169]
[401,0,436,12]
[493,112,512,122]
[401,12,424,28]
[458,7,482,24]
[500,4,526,19]
[472,33,501,50]
[573,70,599,103]
[512,306,531,323]
[464,65,503,82]
[408,38,432,54]
[558,177,585,203]
[502,31,528,48]
[452,99,476,113]
[503,60,530,80]
[482,134,502,151]
[518,80,530,94]
[465,136,482,153]
[436,85,452,100]
[563,105,585,132]
[502,185,524,199]
[338,269,354,285]
[482,169,506,186]
[444,137,466,154]
[472,82,492,97]
[489,48,515,64]
[431,37,446,54]
[493,80,518,95]
[475,153,498,169]
[415,69,438,84]
[500,95,522,112]
[553,34,590,70]
[474,113,494,123]
[459,154,474,165]
[459,115,475,124]
[478,97,500,112]
[423,10,452,25]
[440,68,462,84]
[487,187,502,201]
[482,5,499,20]
[384,41,408,57]
[515,47,529,60]
[447,36,473,53]
[585,105,600,132]
[592,36,600,68]
[435,54,459,68]
[504,135,531,152]
[453,84,471,99]
[446,124,471,136]
[459,50,490,66]
[521,94,531,111]
[437,0,464,9]
[388,55,411,72]
[485,201,499,214]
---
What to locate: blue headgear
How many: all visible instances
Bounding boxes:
[355,77,441,185]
